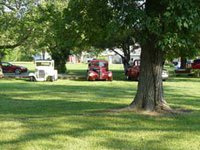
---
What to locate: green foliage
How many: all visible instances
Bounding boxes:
[67,0,139,49]
[68,0,200,60]
[0,0,42,61]
[0,0,38,47]
[31,0,84,73]
[142,0,200,59]
[3,47,36,61]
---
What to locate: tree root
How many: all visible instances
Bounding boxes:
[104,102,191,115]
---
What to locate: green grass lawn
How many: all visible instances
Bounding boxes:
[0,63,200,150]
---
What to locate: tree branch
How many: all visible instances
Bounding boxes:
[110,48,125,59]
[0,2,16,11]
[137,1,146,9]
[0,28,33,49]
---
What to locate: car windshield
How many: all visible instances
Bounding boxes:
[36,62,52,67]
[194,59,200,63]
[134,60,140,66]
[1,62,11,67]
[90,61,107,67]
[99,62,107,67]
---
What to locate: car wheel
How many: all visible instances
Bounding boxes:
[30,76,36,82]
[126,76,131,80]
[87,76,90,81]
[49,76,55,82]
[109,78,113,81]
[15,69,21,74]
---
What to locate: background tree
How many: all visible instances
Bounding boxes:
[67,0,141,73]
[0,0,38,61]
[33,0,83,73]
[0,0,82,73]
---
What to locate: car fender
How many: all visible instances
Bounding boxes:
[29,72,36,77]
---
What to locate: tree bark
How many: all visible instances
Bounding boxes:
[180,57,187,69]
[128,0,172,112]
[130,40,170,111]
[111,41,131,74]
[51,53,67,73]
[122,42,131,75]
[51,48,70,73]
[111,47,130,74]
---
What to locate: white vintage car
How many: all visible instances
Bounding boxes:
[0,66,3,78]
[29,60,58,82]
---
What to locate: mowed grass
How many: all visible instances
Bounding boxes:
[0,63,200,150]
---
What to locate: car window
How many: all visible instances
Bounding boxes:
[90,62,98,67]
[134,60,140,66]
[36,62,51,66]
[194,59,200,63]
[2,62,11,67]
[99,62,107,67]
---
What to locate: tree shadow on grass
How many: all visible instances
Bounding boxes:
[0,109,199,150]
[0,80,200,149]
[0,81,136,117]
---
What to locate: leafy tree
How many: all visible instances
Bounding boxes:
[68,0,200,111]
[67,0,141,73]
[130,0,200,111]
[0,0,80,73]
[0,0,38,61]
[33,0,83,73]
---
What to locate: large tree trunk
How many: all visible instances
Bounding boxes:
[54,58,67,73]
[130,41,170,111]
[128,0,171,112]
[51,48,69,73]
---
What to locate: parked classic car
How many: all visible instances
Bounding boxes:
[0,62,28,74]
[126,60,169,81]
[191,59,200,69]
[87,59,113,81]
[29,60,58,82]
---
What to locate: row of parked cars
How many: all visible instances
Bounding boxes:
[87,59,169,81]
[0,60,58,82]
[0,59,168,81]
[1,58,200,81]
[86,58,200,81]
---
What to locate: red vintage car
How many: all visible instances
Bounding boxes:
[1,62,28,74]
[87,60,113,81]
[191,59,200,69]
[126,60,140,80]
[126,59,169,80]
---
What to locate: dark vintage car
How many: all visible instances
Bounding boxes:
[191,59,200,69]
[87,60,113,81]
[0,62,28,74]
[126,59,169,81]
